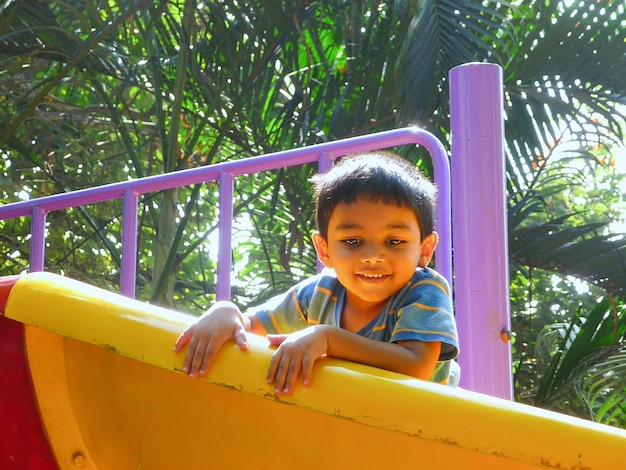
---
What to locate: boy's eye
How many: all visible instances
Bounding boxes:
[342,238,360,246]
[387,239,406,246]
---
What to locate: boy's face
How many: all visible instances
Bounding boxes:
[313,197,438,311]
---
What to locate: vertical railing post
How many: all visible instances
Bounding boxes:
[317,152,335,174]
[317,152,335,272]
[29,206,47,272]
[428,140,453,290]
[216,171,234,301]
[121,189,139,298]
[450,62,513,399]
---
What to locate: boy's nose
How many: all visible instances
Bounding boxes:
[360,245,384,263]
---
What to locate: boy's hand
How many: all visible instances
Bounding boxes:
[173,302,248,378]
[266,325,330,396]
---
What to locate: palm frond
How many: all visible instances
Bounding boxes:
[575,346,626,427]
[531,298,626,418]
[502,0,626,195]
[510,214,626,296]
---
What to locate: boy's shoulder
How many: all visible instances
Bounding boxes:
[401,267,451,298]
[410,267,448,284]
[289,268,342,296]
[299,268,339,285]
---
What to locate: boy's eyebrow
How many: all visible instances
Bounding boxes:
[334,222,415,231]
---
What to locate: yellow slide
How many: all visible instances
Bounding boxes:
[5,272,626,469]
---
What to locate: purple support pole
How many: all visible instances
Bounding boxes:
[450,63,513,399]
[29,207,47,272]
[317,152,336,273]
[429,140,452,294]
[317,152,335,174]
[121,189,139,297]
[216,171,235,301]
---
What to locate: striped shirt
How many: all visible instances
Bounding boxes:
[255,267,460,385]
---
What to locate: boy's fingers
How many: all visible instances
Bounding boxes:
[175,306,249,379]
[280,359,301,395]
[173,328,192,352]
[266,349,281,385]
[197,341,222,377]
[233,328,249,350]
[186,338,208,377]
[266,334,288,347]
[301,355,315,386]
[272,354,301,396]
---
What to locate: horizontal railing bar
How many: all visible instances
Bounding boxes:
[0,127,442,219]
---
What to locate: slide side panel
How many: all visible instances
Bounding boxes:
[0,315,58,469]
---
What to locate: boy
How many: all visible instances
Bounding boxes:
[174,151,459,395]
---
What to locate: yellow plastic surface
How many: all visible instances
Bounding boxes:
[5,272,626,469]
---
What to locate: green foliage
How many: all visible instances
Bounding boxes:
[509,148,626,425]
[518,295,626,428]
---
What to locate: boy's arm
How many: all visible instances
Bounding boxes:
[266,325,440,395]
[327,328,441,378]
[173,301,265,378]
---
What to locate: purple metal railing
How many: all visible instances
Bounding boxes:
[0,63,513,399]
[0,128,451,299]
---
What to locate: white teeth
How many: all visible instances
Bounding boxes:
[360,273,385,278]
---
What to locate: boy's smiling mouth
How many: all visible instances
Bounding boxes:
[357,272,390,281]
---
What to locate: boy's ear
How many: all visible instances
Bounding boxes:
[419,231,439,267]
[312,232,333,268]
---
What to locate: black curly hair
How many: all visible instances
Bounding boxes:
[311,151,437,241]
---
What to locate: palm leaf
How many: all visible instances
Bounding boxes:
[533,298,626,409]
[502,0,626,195]
[510,215,626,296]
[575,347,626,427]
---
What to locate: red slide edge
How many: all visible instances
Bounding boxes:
[0,275,58,468]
